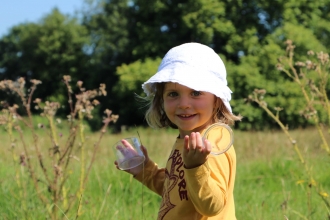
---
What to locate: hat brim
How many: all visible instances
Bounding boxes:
[142,63,232,112]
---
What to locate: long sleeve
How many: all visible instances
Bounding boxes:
[184,149,236,217]
[134,159,165,196]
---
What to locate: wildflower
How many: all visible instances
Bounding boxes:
[274,107,283,112]
[92,99,100,106]
[253,89,266,95]
[285,39,295,52]
[19,153,26,166]
[18,77,25,87]
[317,51,329,64]
[34,98,41,104]
[319,192,329,198]
[309,179,317,187]
[111,114,119,123]
[104,109,112,116]
[54,164,62,176]
[295,61,305,67]
[63,75,71,82]
[0,116,7,125]
[77,81,83,88]
[305,60,315,70]
[276,63,284,71]
[307,50,315,56]
[99,83,107,96]
[30,79,42,85]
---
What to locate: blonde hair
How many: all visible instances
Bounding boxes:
[145,83,242,129]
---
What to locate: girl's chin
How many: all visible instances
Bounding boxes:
[179,128,203,136]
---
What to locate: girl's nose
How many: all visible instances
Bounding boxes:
[178,96,191,109]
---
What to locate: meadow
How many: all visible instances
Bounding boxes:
[0,126,329,220]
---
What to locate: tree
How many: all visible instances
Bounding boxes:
[2,0,330,130]
[0,9,91,110]
[85,0,330,129]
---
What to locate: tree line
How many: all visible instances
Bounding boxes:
[1,0,330,131]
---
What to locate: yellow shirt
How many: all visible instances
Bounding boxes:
[135,129,236,220]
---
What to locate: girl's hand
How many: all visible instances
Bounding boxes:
[183,132,211,169]
[114,141,150,176]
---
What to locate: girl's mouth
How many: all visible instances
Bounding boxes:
[177,114,196,119]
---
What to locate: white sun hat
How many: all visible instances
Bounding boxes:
[142,42,232,112]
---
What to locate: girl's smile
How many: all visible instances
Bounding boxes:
[163,82,216,138]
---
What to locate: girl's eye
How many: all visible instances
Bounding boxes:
[168,92,178,97]
[191,91,201,96]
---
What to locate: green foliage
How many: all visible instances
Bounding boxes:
[113,57,161,126]
[0,9,91,114]
[2,0,330,129]
[115,57,161,96]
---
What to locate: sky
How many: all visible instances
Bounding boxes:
[0,0,84,37]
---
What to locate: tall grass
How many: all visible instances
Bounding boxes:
[1,126,329,219]
[248,40,330,219]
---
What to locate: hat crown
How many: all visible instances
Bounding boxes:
[158,43,227,84]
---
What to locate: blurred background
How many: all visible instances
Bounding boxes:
[1,2,330,219]
[1,0,330,132]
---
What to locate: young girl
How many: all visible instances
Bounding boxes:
[114,42,241,219]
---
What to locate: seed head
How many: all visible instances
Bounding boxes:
[276,63,284,71]
[307,50,315,56]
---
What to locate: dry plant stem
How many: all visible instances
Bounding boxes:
[25,84,54,194]
[77,111,86,217]
[1,77,116,219]
[3,80,49,180]
[253,94,304,164]
[7,112,27,213]
[75,194,83,220]
[316,65,330,153]
[83,119,111,186]
[253,93,330,210]
[46,114,68,217]
[62,129,78,172]
[285,54,330,154]
[60,130,79,214]
[27,83,38,117]
[58,128,78,165]
[63,79,74,115]
[16,128,49,205]
[48,115,59,149]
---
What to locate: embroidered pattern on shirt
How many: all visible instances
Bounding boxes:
[158,149,188,219]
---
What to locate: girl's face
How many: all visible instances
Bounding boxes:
[163,83,216,138]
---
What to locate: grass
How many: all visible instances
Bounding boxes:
[0,126,329,219]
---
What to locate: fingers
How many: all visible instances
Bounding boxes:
[184,135,189,151]
[114,160,120,170]
[195,132,204,152]
[121,139,135,150]
[114,144,149,173]
[183,132,211,169]
[203,138,212,154]
[140,145,150,163]
[185,132,204,153]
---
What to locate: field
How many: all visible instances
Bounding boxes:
[0,126,329,220]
